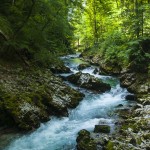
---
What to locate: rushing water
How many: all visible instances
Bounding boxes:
[3,54,132,150]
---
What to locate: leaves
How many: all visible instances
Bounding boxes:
[0,0,74,65]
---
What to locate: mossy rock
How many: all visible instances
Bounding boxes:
[0,66,84,130]
[94,125,110,133]
[105,141,114,150]
[76,129,97,150]
[78,64,90,70]
[76,129,90,142]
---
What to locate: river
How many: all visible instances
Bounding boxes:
[3,54,133,150]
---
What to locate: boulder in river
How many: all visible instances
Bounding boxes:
[66,72,111,93]
[76,129,97,150]
[93,68,99,74]
[125,94,137,101]
[78,64,90,70]
[94,125,110,133]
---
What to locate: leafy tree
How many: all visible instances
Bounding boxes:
[0,0,75,66]
[72,0,150,72]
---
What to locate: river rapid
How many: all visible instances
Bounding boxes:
[3,54,133,150]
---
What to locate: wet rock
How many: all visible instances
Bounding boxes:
[77,129,90,142]
[137,94,150,104]
[93,68,99,74]
[128,82,149,94]
[120,73,136,88]
[116,104,123,107]
[133,104,143,109]
[66,72,111,93]
[115,108,131,119]
[0,68,84,130]
[142,100,150,106]
[120,72,149,94]
[76,129,97,150]
[94,125,110,133]
[50,64,71,73]
[78,64,90,70]
[129,137,137,146]
[125,95,137,101]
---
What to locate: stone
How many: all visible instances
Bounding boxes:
[94,125,110,133]
[76,129,97,150]
[67,72,111,93]
[134,104,143,109]
[125,95,137,101]
[50,64,71,73]
[115,108,131,119]
[120,73,136,88]
[0,67,84,130]
[129,137,136,146]
[78,64,90,70]
[93,68,99,74]
[76,129,90,142]
[116,104,123,107]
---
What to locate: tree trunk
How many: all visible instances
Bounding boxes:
[134,0,140,38]
[93,0,98,44]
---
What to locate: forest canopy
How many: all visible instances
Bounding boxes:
[0,0,150,70]
[0,0,78,66]
[72,0,150,71]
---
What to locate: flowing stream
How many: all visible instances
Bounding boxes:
[3,54,133,150]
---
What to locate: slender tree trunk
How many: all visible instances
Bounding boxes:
[141,0,144,36]
[78,38,80,51]
[134,0,140,38]
[93,0,98,44]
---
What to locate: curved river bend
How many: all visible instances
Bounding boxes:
[4,54,133,150]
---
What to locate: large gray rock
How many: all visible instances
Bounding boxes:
[67,72,111,93]
[120,73,136,88]
[0,68,84,130]
[120,72,150,94]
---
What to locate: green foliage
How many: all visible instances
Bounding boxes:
[0,0,74,66]
[33,49,62,67]
[72,0,150,70]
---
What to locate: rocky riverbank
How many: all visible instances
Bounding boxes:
[0,63,84,131]
[76,53,150,150]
